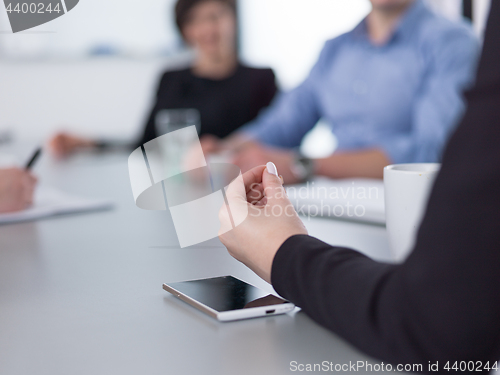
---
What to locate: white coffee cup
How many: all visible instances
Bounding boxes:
[384,163,440,262]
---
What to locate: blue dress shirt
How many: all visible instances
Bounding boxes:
[241,0,479,163]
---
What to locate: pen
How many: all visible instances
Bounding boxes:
[25,147,42,170]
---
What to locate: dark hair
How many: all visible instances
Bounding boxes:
[175,0,237,35]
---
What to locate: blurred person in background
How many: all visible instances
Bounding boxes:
[0,168,37,213]
[206,0,479,182]
[48,0,277,157]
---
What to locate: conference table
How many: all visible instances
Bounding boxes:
[0,151,406,375]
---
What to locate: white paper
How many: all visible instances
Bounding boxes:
[0,186,113,224]
[286,177,385,224]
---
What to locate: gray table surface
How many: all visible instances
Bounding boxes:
[0,152,407,375]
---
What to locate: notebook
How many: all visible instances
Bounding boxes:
[285,177,385,224]
[0,186,113,224]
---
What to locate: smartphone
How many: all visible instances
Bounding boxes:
[163,275,295,321]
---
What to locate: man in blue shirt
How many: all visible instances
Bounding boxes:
[205,0,479,182]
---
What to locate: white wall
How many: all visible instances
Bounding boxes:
[0,0,180,58]
[0,58,176,141]
[473,0,491,36]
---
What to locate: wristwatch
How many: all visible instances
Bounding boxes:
[290,152,315,182]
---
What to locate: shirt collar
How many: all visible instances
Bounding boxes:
[351,0,428,45]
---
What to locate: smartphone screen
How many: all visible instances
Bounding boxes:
[166,276,289,312]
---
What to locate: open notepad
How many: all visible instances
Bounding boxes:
[286,177,385,224]
[0,186,114,224]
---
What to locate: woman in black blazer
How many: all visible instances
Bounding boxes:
[219,2,500,371]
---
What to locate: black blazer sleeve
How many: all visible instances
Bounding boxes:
[254,68,277,111]
[271,3,500,371]
[245,68,278,130]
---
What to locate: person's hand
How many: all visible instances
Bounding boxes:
[0,168,38,213]
[48,132,95,157]
[199,134,222,156]
[232,142,299,184]
[182,134,222,174]
[218,163,308,283]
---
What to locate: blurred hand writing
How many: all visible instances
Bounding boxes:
[0,168,37,213]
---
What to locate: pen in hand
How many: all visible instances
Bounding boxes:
[25,147,42,170]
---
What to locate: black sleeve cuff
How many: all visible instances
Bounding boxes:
[271,234,328,301]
